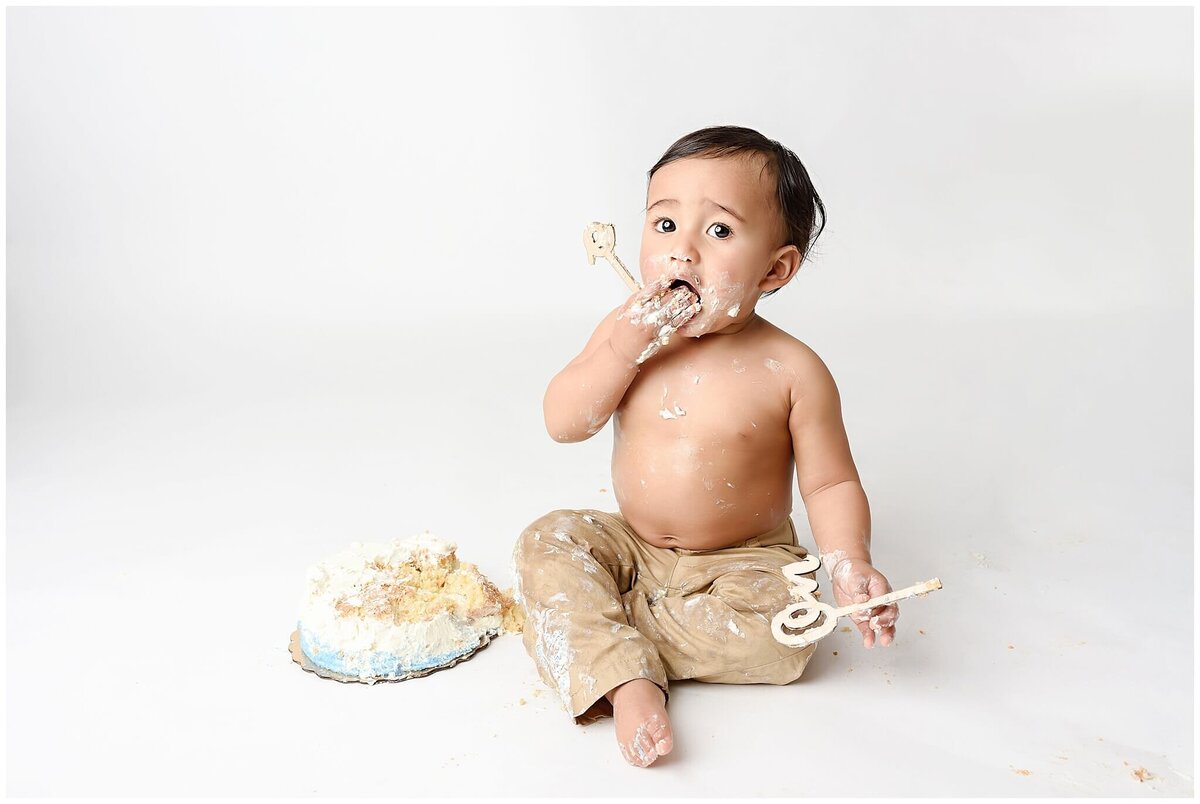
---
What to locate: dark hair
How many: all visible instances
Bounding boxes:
[647,125,826,297]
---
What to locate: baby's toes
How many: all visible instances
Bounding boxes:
[649,715,674,756]
[620,733,657,767]
[635,729,659,766]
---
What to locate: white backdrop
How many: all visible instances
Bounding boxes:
[8,6,1193,796]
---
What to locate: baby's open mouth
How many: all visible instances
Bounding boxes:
[668,278,699,298]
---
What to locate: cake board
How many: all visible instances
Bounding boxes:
[289,629,497,685]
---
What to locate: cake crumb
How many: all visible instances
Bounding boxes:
[599,488,608,493]
[518,698,526,706]
[919,629,926,635]
[499,589,527,633]
[1008,644,1015,650]
[1011,767,1033,777]
[832,650,838,656]
[840,626,852,633]
[1132,767,1153,782]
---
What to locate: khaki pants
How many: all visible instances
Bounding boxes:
[511,508,819,724]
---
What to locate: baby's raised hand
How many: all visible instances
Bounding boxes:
[829,558,899,649]
[610,277,701,366]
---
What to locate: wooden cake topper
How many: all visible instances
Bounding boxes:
[772,555,943,648]
[583,222,641,293]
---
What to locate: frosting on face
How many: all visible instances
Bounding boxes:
[641,253,751,338]
[638,154,802,334]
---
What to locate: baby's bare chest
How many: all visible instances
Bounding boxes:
[617,345,795,445]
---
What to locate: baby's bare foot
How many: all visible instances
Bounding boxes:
[608,678,673,767]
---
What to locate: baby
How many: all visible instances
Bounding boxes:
[512,126,899,767]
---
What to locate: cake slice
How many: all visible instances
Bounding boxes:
[296,532,523,681]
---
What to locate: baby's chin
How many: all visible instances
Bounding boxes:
[679,311,725,338]
[682,299,753,336]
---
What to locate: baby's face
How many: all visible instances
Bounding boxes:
[638,153,797,337]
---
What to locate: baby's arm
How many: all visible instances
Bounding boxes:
[542,305,638,443]
[788,349,898,648]
[542,279,698,442]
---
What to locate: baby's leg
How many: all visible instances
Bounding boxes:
[688,568,818,684]
[630,552,818,685]
[511,509,671,723]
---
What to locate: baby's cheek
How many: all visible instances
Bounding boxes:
[639,261,670,285]
[706,277,751,318]
[704,280,737,309]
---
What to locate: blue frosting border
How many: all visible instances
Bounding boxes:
[297,622,491,679]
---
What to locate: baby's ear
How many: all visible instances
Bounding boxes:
[759,244,803,293]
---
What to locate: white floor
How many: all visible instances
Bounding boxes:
[7,308,1193,796]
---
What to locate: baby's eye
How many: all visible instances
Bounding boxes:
[653,218,676,234]
[707,222,732,239]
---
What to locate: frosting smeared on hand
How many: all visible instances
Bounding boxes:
[614,276,702,365]
[827,557,900,649]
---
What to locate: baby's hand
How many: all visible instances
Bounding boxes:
[829,558,899,649]
[610,277,701,366]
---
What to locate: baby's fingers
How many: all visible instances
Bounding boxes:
[868,617,896,647]
[847,591,872,623]
[667,300,701,329]
[847,591,876,647]
[866,604,900,648]
[855,617,877,648]
[618,277,670,321]
[634,275,673,303]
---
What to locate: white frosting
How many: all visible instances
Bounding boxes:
[302,533,452,598]
[297,533,502,678]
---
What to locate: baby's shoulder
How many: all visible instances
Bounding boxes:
[752,317,832,376]
[747,318,842,410]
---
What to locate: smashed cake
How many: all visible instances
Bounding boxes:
[295,532,524,682]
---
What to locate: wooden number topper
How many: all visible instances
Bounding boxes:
[583,222,641,293]
[772,556,943,648]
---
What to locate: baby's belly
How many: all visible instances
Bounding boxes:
[611,435,795,551]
